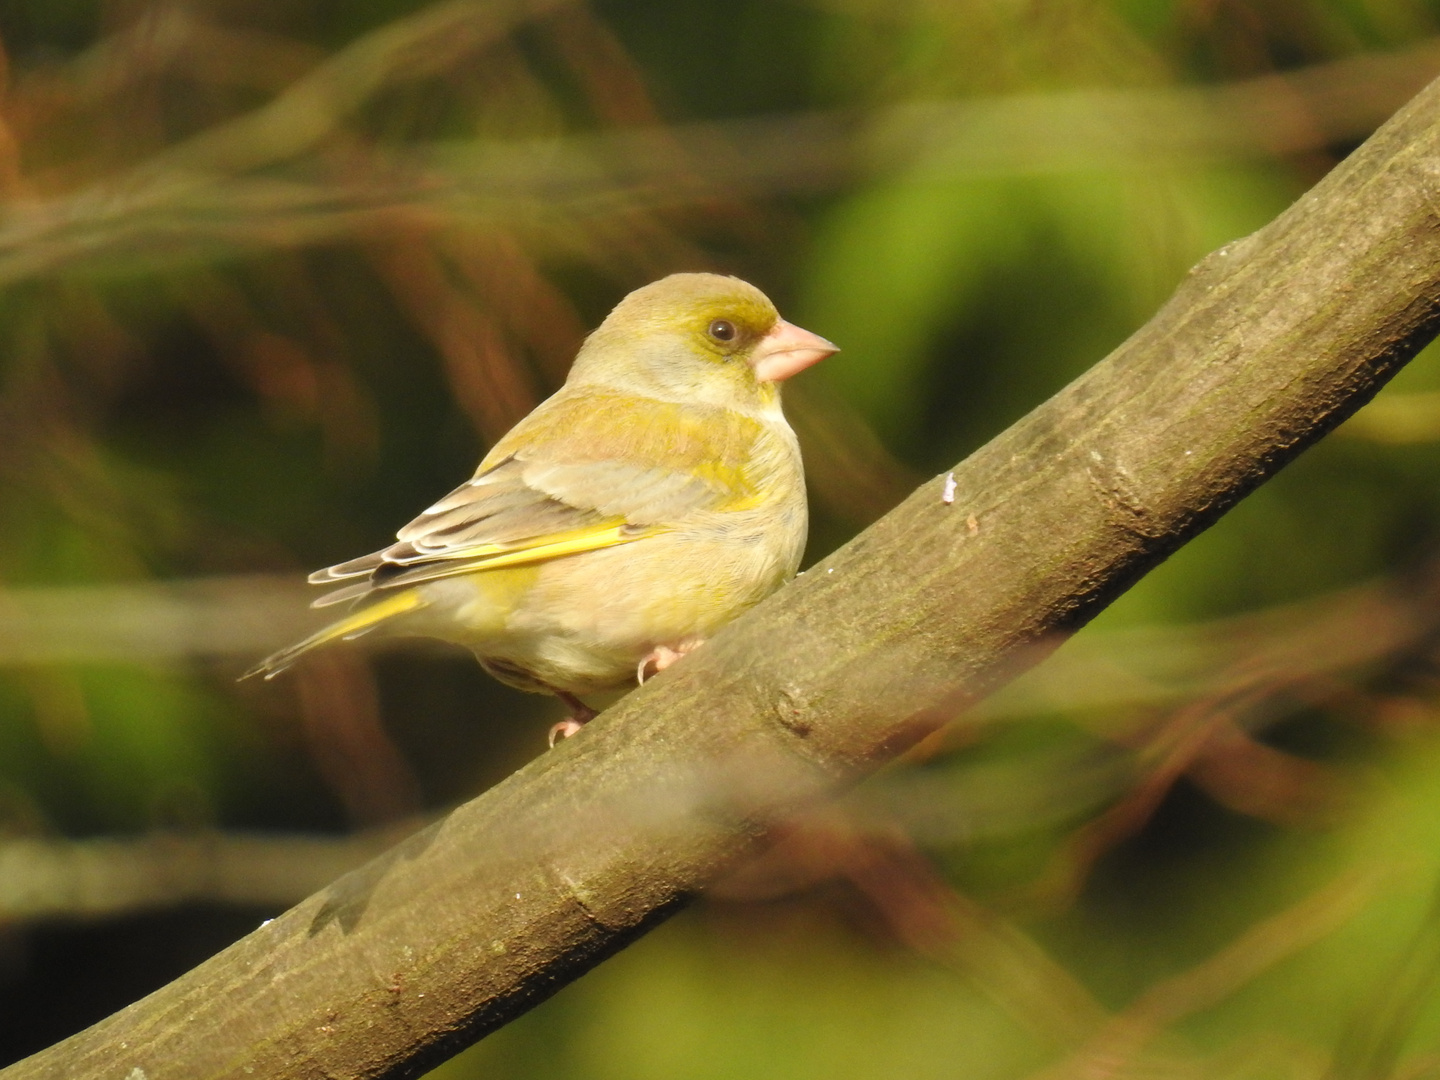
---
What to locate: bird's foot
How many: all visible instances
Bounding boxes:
[548,691,599,748]
[548,719,585,747]
[636,639,703,685]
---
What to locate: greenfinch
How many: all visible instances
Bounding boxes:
[247,273,837,743]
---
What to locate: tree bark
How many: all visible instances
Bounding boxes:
[9,68,1440,1080]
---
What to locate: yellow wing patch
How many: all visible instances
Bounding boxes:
[391,521,663,584]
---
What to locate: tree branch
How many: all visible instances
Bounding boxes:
[8,69,1440,1080]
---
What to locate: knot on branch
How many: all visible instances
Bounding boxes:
[773,684,813,737]
[1085,448,1167,541]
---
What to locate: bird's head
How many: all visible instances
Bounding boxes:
[569,273,838,412]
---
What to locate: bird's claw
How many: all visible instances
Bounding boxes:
[548,690,598,748]
[548,719,587,748]
[635,640,703,684]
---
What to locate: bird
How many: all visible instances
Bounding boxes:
[245,272,838,745]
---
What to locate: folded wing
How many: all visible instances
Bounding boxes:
[309,387,765,607]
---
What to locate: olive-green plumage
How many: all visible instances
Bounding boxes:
[247,273,837,728]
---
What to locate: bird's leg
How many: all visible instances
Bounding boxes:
[636,639,704,685]
[548,691,599,748]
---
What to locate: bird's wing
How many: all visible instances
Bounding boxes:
[309,388,765,604]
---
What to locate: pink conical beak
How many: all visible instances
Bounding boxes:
[750,319,839,383]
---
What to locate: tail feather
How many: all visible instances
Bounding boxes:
[308,551,384,584]
[241,589,427,680]
[311,579,375,609]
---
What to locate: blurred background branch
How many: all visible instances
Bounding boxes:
[2,34,1440,287]
[0,576,308,664]
[0,820,420,921]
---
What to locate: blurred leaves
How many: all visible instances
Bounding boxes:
[4,0,1440,1077]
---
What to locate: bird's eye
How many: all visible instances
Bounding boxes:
[708,319,736,343]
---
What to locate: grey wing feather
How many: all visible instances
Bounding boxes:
[309,579,376,608]
[517,460,723,522]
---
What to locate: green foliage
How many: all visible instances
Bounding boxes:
[802,164,1295,461]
